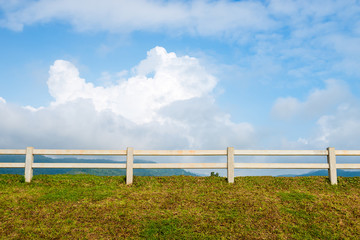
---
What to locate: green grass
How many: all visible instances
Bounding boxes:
[0,174,359,239]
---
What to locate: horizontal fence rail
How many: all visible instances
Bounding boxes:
[233,150,329,156]
[233,163,330,169]
[1,147,360,184]
[33,149,127,155]
[32,163,127,169]
[133,150,227,156]
[0,149,27,155]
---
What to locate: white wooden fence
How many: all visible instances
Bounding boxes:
[1,147,360,185]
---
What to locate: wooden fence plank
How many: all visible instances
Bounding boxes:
[0,163,25,168]
[32,163,126,168]
[227,147,234,183]
[234,163,329,169]
[336,164,360,169]
[24,147,34,183]
[33,149,126,155]
[327,147,337,185]
[126,147,134,185]
[133,150,227,156]
[133,163,227,169]
[234,150,328,156]
[335,150,360,156]
[0,149,26,155]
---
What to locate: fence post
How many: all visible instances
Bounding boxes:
[126,147,134,185]
[227,147,234,183]
[327,147,337,185]
[25,147,34,183]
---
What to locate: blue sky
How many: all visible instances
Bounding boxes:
[1,0,360,173]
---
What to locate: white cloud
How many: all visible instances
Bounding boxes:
[0,97,6,104]
[2,0,357,37]
[2,0,359,83]
[0,46,254,151]
[3,0,360,82]
[271,79,351,120]
[48,46,217,124]
[271,79,360,149]
[0,0,275,35]
[159,97,255,149]
[307,102,360,149]
[320,35,360,76]
[271,97,301,119]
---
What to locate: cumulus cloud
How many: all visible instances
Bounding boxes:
[48,46,217,124]
[0,46,254,150]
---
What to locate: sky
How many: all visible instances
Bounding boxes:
[1,0,360,175]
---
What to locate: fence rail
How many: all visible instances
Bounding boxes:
[1,147,360,185]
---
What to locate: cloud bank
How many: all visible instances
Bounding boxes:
[0,0,275,35]
[2,0,359,82]
[271,80,351,120]
[1,0,358,38]
[271,79,360,150]
[0,47,254,150]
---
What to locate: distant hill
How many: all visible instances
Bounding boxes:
[0,155,198,176]
[278,169,360,177]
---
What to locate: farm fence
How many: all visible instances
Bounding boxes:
[1,147,360,184]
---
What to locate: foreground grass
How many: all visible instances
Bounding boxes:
[0,175,359,239]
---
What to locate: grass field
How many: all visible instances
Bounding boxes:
[1,174,359,239]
